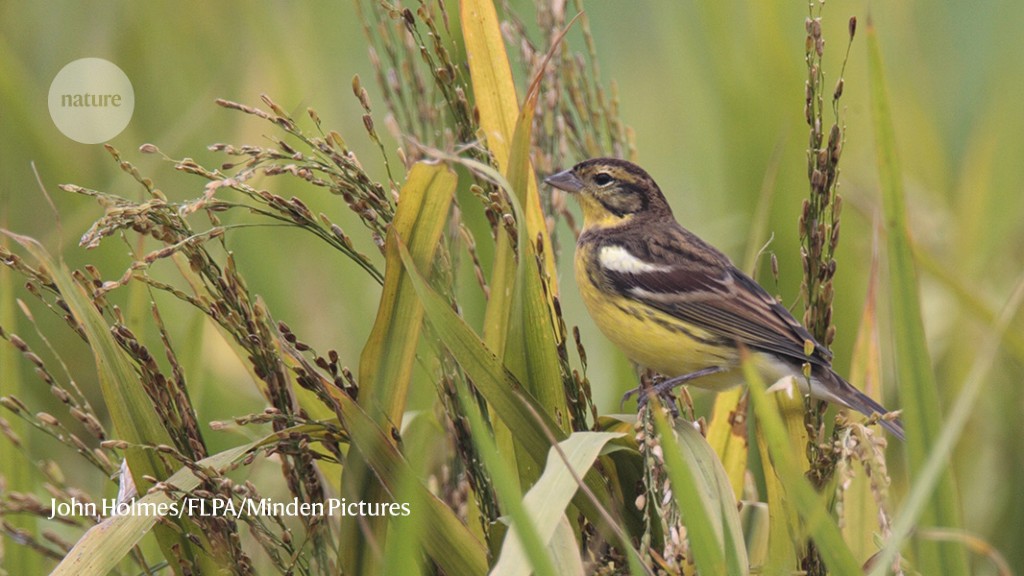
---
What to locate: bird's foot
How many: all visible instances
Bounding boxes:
[621,382,679,416]
[621,366,727,413]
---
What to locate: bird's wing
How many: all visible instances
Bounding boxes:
[602,237,833,367]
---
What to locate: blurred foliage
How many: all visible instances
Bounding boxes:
[2,1,1023,574]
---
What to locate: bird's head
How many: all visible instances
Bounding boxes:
[544,158,672,229]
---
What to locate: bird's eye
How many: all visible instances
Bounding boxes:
[593,172,613,186]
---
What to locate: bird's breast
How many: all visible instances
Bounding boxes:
[575,242,741,389]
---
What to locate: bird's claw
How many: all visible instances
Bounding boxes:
[619,386,641,410]
[620,384,680,417]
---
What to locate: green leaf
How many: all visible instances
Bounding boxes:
[652,408,749,576]
[325,380,490,576]
[3,231,215,571]
[454,370,559,576]
[491,431,624,576]
[867,273,1024,575]
[394,231,563,469]
[3,233,173,478]
[50,443,252,576]
[381,411,446,576]
[754,394,804,572]
[501,63,569,438]
[743,357,862,574]
[0,232,43,575]
[740,500,770,569]
[338,162,457,574]
[358,162,456,421]
[393,233,642,550]
[277,331,490,576]
[463,1,573,488]
[865,17,969,575]
[547,517,587,576]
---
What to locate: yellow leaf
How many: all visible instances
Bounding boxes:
[461,0,557,290]
[705,388,749,499]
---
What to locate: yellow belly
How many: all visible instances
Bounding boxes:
[575,246,748,391]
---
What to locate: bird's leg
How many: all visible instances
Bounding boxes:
[645,366,727,407]
[620,366,727,409]
[620,372,680,416]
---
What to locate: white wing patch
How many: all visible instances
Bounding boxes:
[598,245,670,274]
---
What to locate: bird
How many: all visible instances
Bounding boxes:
[544,157,904,440]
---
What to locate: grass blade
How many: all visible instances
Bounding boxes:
[338,162,456,573]
[501,63,569,436]
[393,234,642,547]
[652,407,749,576]
[277,338,490,576]
[2,233,173,475]
[547,517,587,576]
[464,0,568,489]
[358,162,456,422]
[491,431,624,576]
[461,0,557,286]
[842,225,888,562]
[868,273,1024,575]
[325,379,490,576]
[744,356,862,574]
[455,371,558,576]
[0,232,44,575]
[754,394,805,572]
[704,388,748,499]
[3,231,215,571]
[865,16,968,574]
[50,443,252,576]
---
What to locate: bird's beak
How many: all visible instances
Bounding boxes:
[544,169,584,193]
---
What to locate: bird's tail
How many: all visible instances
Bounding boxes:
[820,369,904,441]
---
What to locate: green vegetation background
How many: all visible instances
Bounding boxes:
[2,1,1022,572]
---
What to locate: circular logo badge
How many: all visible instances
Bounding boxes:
[48,58,135,144]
